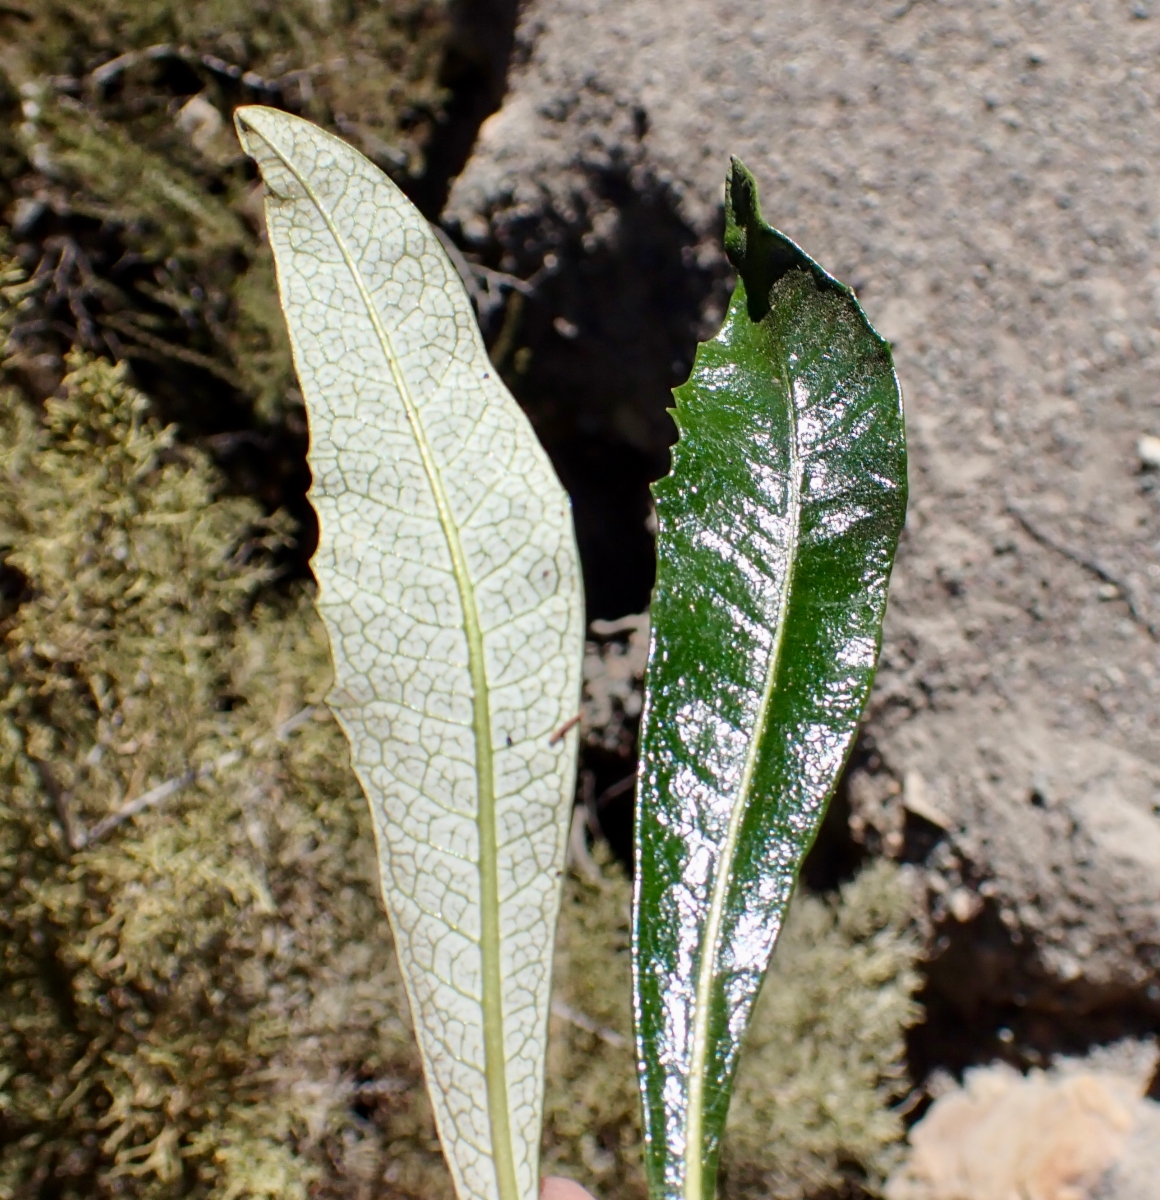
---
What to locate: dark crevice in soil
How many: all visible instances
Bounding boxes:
[411,0,521,219]
[553,433,660,621]
[467,164,732,618]
[581,755,639,871]
[906,897,1160,1106]
[825,742,1160,1094]
[800,741,873,895]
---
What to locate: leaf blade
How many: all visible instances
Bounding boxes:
[235,105,584,1200]
[633,158,907,1200]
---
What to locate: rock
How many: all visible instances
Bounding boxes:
[1138,434,1160,471]
[1095,1099,1160,1200]
[176,92,226,158]
[580,612,648,758]
[446,0,1160,1037]
[886,1042,1160,1200]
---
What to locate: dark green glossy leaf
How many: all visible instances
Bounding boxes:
[632,159,907,1200]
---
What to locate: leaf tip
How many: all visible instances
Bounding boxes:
[722,158,809,322]
[723,156,762,261]
[232,104,283,157]
[723,158,874,335]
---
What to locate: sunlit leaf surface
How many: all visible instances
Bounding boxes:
[236,106,584,1200]
[633,158,907,1200]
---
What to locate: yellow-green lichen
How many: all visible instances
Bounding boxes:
[0,346,443,1200]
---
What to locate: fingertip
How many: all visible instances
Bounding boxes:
[541,1176,598,1200]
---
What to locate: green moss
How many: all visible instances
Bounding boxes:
[0,340,448,1199]
[546,848,922,1200]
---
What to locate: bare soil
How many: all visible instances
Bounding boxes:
[444,0,1160,1090]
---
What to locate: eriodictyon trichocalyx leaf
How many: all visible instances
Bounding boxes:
[235,106,584,1200]
[633,158,907,1200]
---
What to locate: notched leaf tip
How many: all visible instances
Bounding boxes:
[724,157,841,324]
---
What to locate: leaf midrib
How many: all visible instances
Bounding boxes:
[682,351,802,1200]
[248,120,518,1200]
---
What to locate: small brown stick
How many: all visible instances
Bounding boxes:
[98,315,245,389]
[83,765,208,848]
[348,1077,410,1099]
[550,999,628,1050]
[486,290,526,372]
[475,265,537,297]
[548,713,582,745]
[565,804,601,884]
[80,706,317,848]
[596,772,637,810]
[581,768,601,841]
[33,759,84,852]
[88,44,176,89]
[86,43,283,94]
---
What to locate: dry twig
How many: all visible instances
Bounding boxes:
[550,999,628,1050]
[78,705,318,848]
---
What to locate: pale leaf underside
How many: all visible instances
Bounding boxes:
[236,106,584,1200]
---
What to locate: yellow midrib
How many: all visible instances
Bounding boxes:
[682,361,802,1200]
[250,120,519,1200]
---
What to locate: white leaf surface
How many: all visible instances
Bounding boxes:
[235,106,584,1200]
